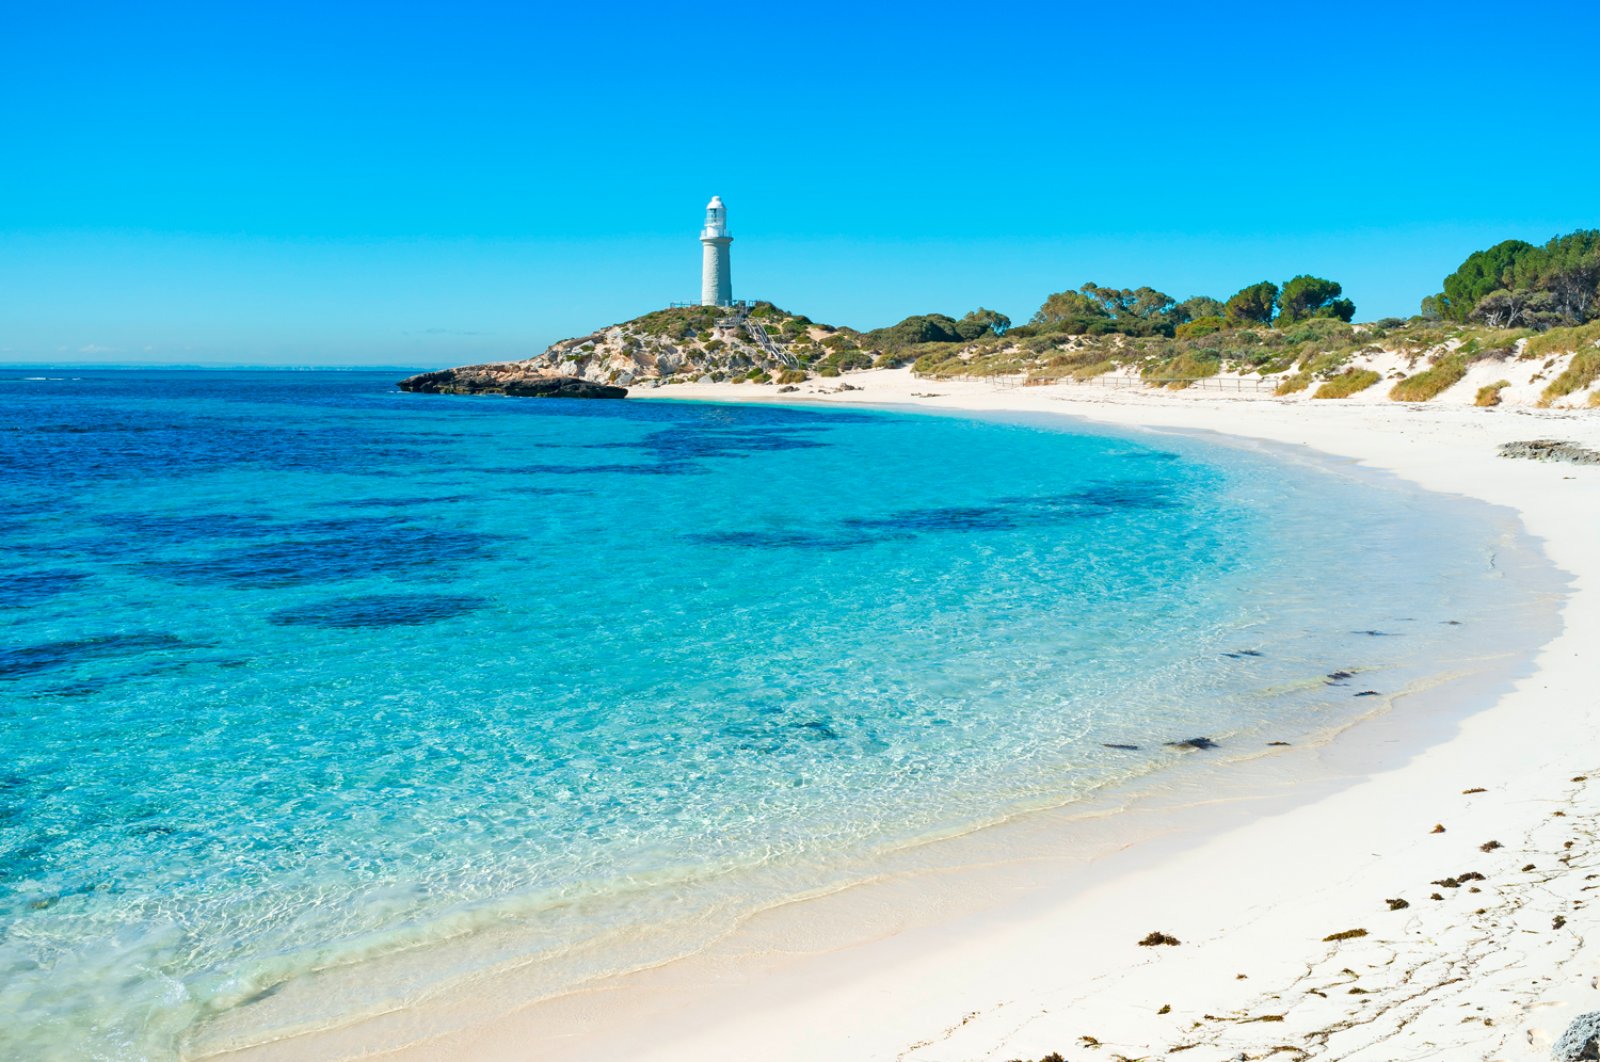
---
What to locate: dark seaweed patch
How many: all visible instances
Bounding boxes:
[496,485,596,497]
[269,593,489,629]
[318,494,477,509]
[687,529,900,552]
[512,462,707,478]
[0,632,187,680]
[95,511,409,548]
[588,427,832,461]
[692,480,1175,552]
[793,719,842,741]
[1,570,90,609]
[149,525,501,588]
[92,512,279,545]
[846,505,1021,534]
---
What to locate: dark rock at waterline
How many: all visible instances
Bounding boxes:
[1554,1011,1600,1060]
[1499,439,1600,466]
[1355,690,1381,697]
[1103,743,1141,751]
[398,367,628,399]
[1167,737,1218,751]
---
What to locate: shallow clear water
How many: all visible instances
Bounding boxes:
[0,371,1538,1059]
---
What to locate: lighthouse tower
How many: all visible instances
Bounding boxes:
[699,196,733,307]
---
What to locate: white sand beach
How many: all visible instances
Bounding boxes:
[360,371,1600,1062]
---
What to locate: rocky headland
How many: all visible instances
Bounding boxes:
[400,297,1600,408]
[397,366,628,399]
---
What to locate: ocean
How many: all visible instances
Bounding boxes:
[0,370,1543,1059]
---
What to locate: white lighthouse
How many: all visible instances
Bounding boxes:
[699,195,733,307]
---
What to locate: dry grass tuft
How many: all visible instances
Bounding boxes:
[1313,369,1381,399]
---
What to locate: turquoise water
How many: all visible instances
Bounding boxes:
[0,371,1537,1059]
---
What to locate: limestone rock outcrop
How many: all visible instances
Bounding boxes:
[397,367,628,399]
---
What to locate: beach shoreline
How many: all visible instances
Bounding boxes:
[231,371,1598,1062]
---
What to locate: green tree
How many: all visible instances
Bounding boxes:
[1174,296,1225,323]
[1279,275,1355,324]
[1471,288,1558,329]
[1175,315,1228,338]
[1529,230,1600,323]
[1127,286,1177,321]
[954,307,1011,340]
[1031,288,1110,328]
[1225,281,1279,324]
[864,313,964,347]
[1436,239,1536,321]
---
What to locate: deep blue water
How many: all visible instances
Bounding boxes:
[0,370,1532,1059]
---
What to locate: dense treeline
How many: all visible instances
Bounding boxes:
[865,275,1354,351]
[1425,229,1600,328]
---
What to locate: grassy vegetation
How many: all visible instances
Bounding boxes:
[1389,354,1470,402]
[1275,372,1312,395]
[1526,320,1600,358]
[1475,380,1511,407]
[1313,369,1382,399]
[582,303,1591,397]
[1539,350,1600,406]
[1070,358,1117,380]
[882,316,1557,397]
[1148,349,1221,388]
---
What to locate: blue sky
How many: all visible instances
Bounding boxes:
[3,1,1596,365]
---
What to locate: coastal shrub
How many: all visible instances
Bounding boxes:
[776,369,807,384]
[1389,354,1469,402]
[824,350,873,373]
[818,366,841,377]
[960,352,1027,377]
[1175,315,1228,339]
[1312,369,1381,399]
[1275,372,1312,395]
[912,350,960,375]
[1590,390,1600,407]
[1475,380,1511,406]
[1273,316,1350,347]
[1144,349,1220,386]
[746,369,771,383]
[861,313,965,348]
[1296,349,1354,376]
[1257,352,1301,376]
[1539,350,1600,406]
[1072,359,1117,380]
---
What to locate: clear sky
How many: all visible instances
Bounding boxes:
[3,0,1596,365]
